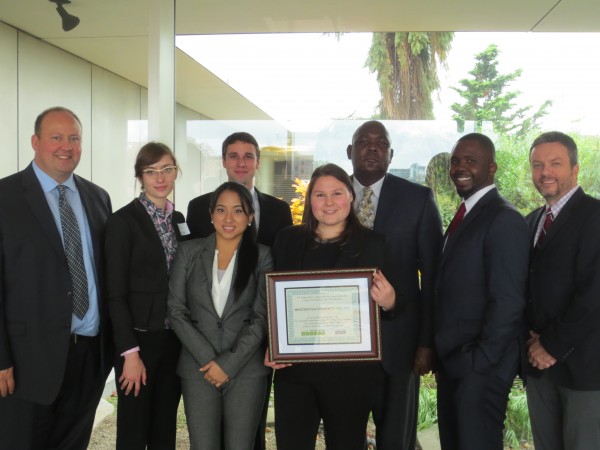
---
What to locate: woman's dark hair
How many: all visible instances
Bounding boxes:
[302,163,364,245]
[134,142,180,179]
[210,181,258,299]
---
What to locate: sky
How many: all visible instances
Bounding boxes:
[176,32,600,135]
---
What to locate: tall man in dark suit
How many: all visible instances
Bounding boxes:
[0,107,113,449]
[347,121,442,450]
[434,133,529,450]
[525,131,600,450]
[187,131,292,450]
[187,132,292,247]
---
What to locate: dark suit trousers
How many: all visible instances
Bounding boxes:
[436,369,512,450]
[114,329,181,450]
[0,335,104,450]
[526,371,600,450]
[371,367,418,450]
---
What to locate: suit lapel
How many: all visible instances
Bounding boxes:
[441,189,498,262]
[200,235,216,304]
[75,175,107,276]
[532,188,584,258]
[131,199,169,273]
[220,257,239,319]
[22,165,65,259]
[373,176,395,232]
[255,188,267,243]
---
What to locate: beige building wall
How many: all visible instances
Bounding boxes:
[0,21,209,211]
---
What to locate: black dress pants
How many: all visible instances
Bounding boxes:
[274,363,382,450]
[0,335,104,450]
[114,329,181,450]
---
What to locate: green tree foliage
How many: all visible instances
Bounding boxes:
[451,44,552,136]
[366,32,454,119]
[425,152,460,227]
[577,135,600,198]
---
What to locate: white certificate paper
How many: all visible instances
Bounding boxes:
[274,276,373,355]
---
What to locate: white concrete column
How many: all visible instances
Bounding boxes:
[147,0,175,146]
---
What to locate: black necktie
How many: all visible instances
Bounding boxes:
[58,185,89,319]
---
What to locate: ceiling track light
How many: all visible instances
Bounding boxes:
[49,0,80,32]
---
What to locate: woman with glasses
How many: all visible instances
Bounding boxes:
[105,142,188,450]
[168,181,273,450]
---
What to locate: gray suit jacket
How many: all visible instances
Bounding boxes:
[167,234,272,380]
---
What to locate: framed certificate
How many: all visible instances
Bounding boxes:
[266,268,382,363]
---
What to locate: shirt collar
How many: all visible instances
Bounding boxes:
[31,160,76,193]
[352,174,386,199]
[546,185,580,218]
[463,184,496,213]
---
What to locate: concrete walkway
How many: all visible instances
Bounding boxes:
[94,370,442,449]
[418,424,441,450]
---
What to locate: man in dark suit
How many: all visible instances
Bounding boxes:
[187,132,292,247]
[525,131,600,450]
[347,120,442,450]
[0,107,112,449]
[434,133,529,450]
[187,131,292,450]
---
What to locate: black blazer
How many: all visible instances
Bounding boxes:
[434,188,529,381]
[0,164,112,405]
[526,187,600,390]
[105,198,187,354]
[187,188,292,247]
[370,174,442,374]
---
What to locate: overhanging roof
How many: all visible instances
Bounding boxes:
[1,0,598,119]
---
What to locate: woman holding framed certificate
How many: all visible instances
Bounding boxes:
[267,163,396,450]
[168,181,273,450]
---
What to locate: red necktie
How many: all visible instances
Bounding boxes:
[536,207,554,247]
[446,202,466,236]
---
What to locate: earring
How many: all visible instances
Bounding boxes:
[248,223,251,227]
[211,220,213,224]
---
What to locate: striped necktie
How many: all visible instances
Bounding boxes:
[536,207,554,248]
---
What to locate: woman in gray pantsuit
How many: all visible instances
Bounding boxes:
[168,181,273,450]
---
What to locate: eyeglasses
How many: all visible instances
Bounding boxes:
[141,166,178,178]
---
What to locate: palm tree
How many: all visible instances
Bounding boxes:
[366,32,454,119]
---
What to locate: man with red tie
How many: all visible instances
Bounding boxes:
[525,131,600,450]
[434,133,529,450]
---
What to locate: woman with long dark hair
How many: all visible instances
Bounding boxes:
[168,181,273,450]
[105,142,187,449]
[267,163,396,450]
